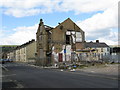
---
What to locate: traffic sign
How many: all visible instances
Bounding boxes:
[64,49,66,53]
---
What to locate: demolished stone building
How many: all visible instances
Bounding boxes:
[36,18,85,66]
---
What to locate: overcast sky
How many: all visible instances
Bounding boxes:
[0,0,119,45]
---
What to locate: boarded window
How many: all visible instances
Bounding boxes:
[76,32,82,42]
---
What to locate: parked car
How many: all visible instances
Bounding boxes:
[4,59,10,62]
[0,58,15,64]
[8,59,13,62]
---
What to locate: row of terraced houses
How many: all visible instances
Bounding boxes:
[7,39,36,63]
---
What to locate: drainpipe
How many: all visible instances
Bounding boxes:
[74,23,76,64]
[65,32,66,62]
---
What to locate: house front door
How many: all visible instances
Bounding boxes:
[58,53,63,62]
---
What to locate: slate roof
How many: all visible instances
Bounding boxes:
[85,42,109,48]
[76,49,96,52]
[15,39,35,49]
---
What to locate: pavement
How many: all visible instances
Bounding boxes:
[2,62,119,88]
[76,64,119,76]
[28,63,119,79]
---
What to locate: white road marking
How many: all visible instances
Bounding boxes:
[2,66,9,71]
[3,74,16,77]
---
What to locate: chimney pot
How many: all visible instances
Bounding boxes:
[40,19,43,22]
[96,40,99,43]
[39,19,43,25]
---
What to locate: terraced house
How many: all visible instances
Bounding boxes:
[1,45,17,60]
[7,50,16,61]
[76,40,110,62]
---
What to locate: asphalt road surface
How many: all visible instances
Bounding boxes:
[2,62,119,88]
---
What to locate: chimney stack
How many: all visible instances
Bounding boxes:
[39,19,43,25]
[96,40,99,43]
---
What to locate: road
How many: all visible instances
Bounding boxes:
[2,62,119,88]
